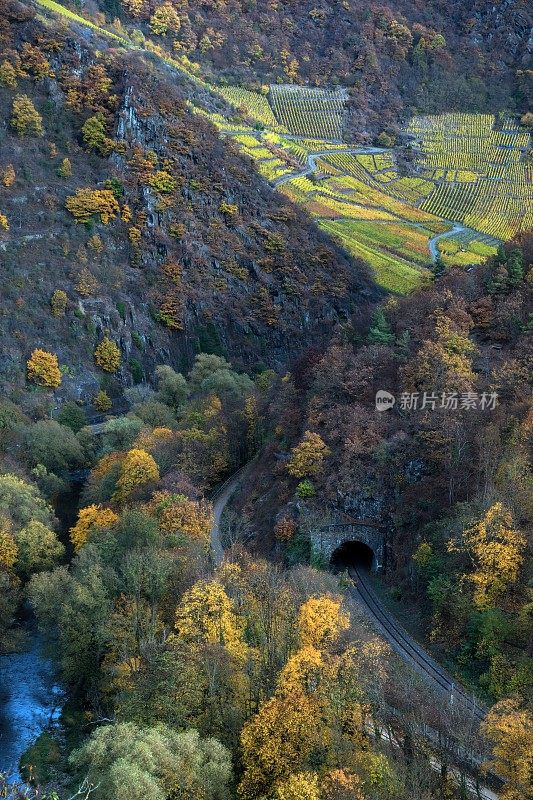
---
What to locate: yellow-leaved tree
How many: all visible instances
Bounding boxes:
[26,349,62,389]
[481,698,533,800]
[173,580,248,661]
[0,519,18,569]
[287,431,330,478]
[94,336,121,373]
[297,595,350,651]
[148,491,213,547]
[451,503,526,610]
[275,772,320,800]
[69,504,119,551]
[113,449,160,502]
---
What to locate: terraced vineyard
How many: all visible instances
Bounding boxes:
[269,85,347,141]
[408,113,533,239]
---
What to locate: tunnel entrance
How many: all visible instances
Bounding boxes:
[330,540,375,573]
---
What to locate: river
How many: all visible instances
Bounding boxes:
[0,633,62,780]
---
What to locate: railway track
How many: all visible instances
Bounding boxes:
[348,564,486,722]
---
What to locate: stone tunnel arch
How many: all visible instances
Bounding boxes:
[310,522,386,571]
[330,540,375,572]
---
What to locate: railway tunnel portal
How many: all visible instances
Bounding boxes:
[310,521,386,572]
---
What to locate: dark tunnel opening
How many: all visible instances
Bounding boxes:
[330,540,375,573]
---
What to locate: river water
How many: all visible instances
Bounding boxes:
[0,634,62,779]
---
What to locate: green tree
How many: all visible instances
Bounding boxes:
[69,723,232,800]
[58,401,87,433]
[155,365,189,410]
[14,520,64,578]
[367,308,394,345]
[23,420,85,475]
[0,473,55,530]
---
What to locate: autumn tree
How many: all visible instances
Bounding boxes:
[481,698,533,800]
[287,431,330,478]
[113,448,160,502]
[11,94,43,136]
[93,389,112,412]
[2,164,15,188]
[451,503,526,610]
[174,580,247,661]
[57,157,72,178]
[275,772,320,800]
[0,521,18,570]
[297,595,349,651]
[82,113,111,155]
[65,188,119,224]
[50,289,68,317]
[150,4,182,36]
[26,349,62,389]
[94,337,121,373]
[148,491,213,547]
[69,504,119,551]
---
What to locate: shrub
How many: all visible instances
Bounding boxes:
[2,165,15,188]
[0,214,9,232]
[58,401,87,433]
[296,479,315,498]
[57,158,72,178]
[82,113,111,155]
[26,349,62,389]
[148,170,176,193]
[93,390,112,412]
[104,177,124,198]
[50,289,68,317]
[0,60,17,89]
[65,188,119,224]
[11,94,43,136]
[129,357,143,384]
[94,337,121,373]
[219,200,239,218]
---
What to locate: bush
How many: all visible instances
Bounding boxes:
[26,349,62,389]
[94,337,121,373]
[93,390,112,412]
[296,479,315,498]
[0,60,17,89]
[0,213,9,232]
[65,188,119,224]
[58,401,87,433]
[50,289,68,317]
[57,158,72,178]
[11,94,43,136]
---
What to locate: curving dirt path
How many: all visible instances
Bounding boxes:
[210,465,251,564]
[272,146,388,187]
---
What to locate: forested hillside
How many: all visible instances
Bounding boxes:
[92,0,533,135]
[0,1,531,799]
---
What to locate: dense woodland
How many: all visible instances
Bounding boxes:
[0,1,531,799]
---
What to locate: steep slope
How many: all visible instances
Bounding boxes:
[0,0,377,411]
